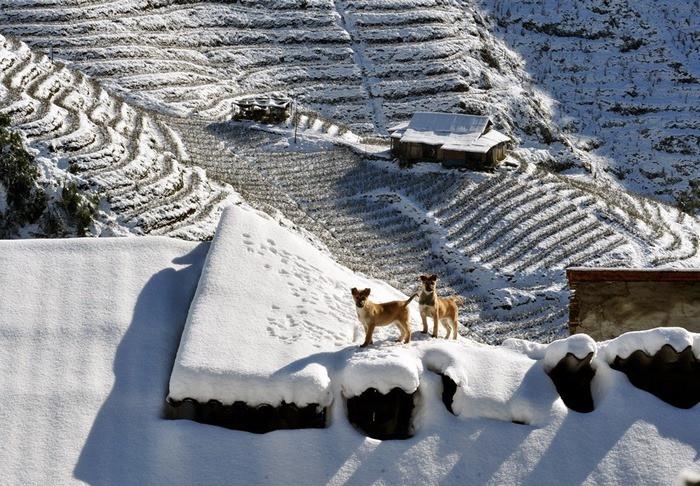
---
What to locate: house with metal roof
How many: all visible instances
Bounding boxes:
[388,112,510,170]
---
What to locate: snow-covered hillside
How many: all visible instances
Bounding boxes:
[0,0,613,197]
[170,123,700,342]
[479,0,700,209]
[0,34,238,239]
[1,0,696,213]
[0,3,698,342]
[0,217,697,485]
[0,0,557,139]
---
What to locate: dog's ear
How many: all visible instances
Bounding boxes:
[430,274,437,281]
[419,275,426,281]
[363,288,371,296]
[351,287,358,295]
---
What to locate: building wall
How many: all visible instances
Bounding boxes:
[396,141,504,171]
[437,148,466,163]
[233,105,289,123]
[570,281,700,339]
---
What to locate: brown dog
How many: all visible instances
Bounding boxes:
[418,275,463,339]
[351,287,417,347]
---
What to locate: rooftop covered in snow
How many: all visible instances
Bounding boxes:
[389,112,510,155]
[168,204,420,410]
[0,211,698,485]
[234,93,291,109]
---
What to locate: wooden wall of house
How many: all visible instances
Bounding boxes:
[391,138,400,157]
[234,105,288,124]
[397,142,434,161]
[396,141,507,171]
[437,148,464,163]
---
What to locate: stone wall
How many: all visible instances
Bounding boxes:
[567,269,700,340]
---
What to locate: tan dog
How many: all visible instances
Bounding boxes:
[418,275,463,339]
[351,287,417,347]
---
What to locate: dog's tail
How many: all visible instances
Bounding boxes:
[403,293,418,307]
[451,296,465,307]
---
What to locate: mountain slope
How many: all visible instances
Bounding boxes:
[0,3,698,342]
[169,120,700,342]
[0,1,567,147]
[2,0,695,211]
[478,0,700,209]
[0,35,237,239]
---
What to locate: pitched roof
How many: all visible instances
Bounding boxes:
[235,94,291,109]
[444,128,511,153]
[408,112,491,134]
[389,112,509,153]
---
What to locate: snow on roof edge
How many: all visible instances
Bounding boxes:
[598,327,699,361]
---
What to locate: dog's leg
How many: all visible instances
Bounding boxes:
[395,322,405,343]
[401,317,411,343]
[452,310,458,339]
[432,308,440,338]
[361,323,376,348]
[440,318,451,338]
[420,310,428,334]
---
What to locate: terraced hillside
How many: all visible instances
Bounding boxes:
[3,0,697,213]
[480,0,700,210]
[166,119,700,343]
[1,7,698,342]
[0,35,236,239]
[0,0,562,143]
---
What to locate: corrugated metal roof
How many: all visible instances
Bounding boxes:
[235,94,291,109]
[393,112,509,153]
[443,129,510,153]
[408,112,491,134]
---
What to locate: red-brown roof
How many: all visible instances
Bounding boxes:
[567,267,700,283]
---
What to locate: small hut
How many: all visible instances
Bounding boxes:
[388,112,510,170]
[232,94,291,124]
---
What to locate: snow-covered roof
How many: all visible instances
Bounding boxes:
[443,129,511,153]
[0,218,698,485]
[235,94,291,109]
[168,204,421,407]
[389,112,509,153]
[387,120,410,134]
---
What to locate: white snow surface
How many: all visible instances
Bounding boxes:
[501,337,548,360]
[342,344,422,397]
[0,224,698,484]
[599,327,700,361]
[543,333,597,371]
[169,204,422,407]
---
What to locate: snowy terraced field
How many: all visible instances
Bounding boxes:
[0,0,566,144]
[169,120,700,343]
[481,0,700,207]
[0,3,698,343]
[0,35,237,239]
[7,0,696,211]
